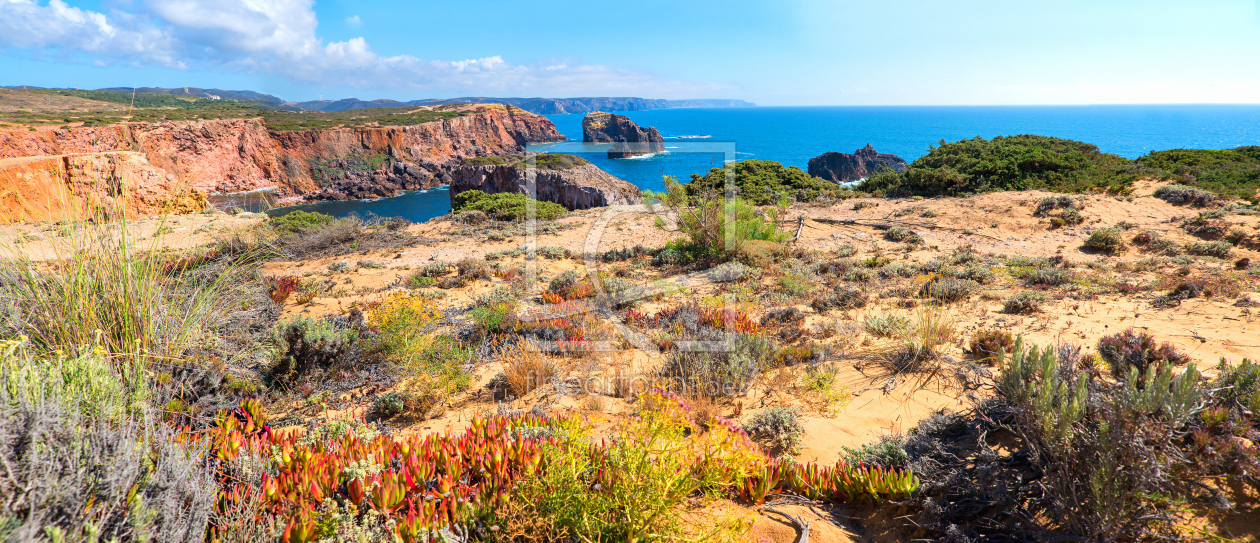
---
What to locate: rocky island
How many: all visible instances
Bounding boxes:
[449,153,642,210]
[581,111,665,159]
[807,143,907,183]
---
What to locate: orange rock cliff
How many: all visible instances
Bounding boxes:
[0,105,564,222]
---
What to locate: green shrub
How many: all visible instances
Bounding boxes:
[451,190,568,221]
[1,341,148,420]
[957,264,994,283]
[685,159,843,205]
[919,277,977,303]
[842,435,908,470]
[659,333,775,398]
[709,261,757,282]
[1213,358,1260,414]
[885,226,923,244]
[1084,227,1123,253]
[266,316,358,384]
[1185,240,1232,258]
[743,406,804,455]
[1003,291,1048,313]
[864,314,909,337]
[858,135,1149,196]
[652,247,685,266]
[1138,148,1260,202]
[1027,267,1075,286]
[658,176,787,262]
[1152,183,1218,206]
[268,210,335,234]
[811,288,868,313]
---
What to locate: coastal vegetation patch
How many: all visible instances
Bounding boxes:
[451,190,569,221]
[684,159,852,205]
[0,89,474,130]
[859,134,1260,202]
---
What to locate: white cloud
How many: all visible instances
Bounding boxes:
[344,15,361,27]
[0,0,722,96]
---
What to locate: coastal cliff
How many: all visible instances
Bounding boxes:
[450,154,642,210]
[807,144,907,183]
[0,105,565,220]
[581,112,665,159]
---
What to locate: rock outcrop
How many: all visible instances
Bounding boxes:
[0,105,566,220]
[807,144,907,183]
[581,112,664,159]
[0,152,206,222]
[450,154,641,210]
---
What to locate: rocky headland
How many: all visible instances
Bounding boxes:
[0,104,566,221]
[449,154,642,210]
[807,143,907,183]
[581,111,665,159]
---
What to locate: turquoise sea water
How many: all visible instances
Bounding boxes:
[270,105,1260,222]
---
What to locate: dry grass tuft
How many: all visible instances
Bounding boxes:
[502,342,558,397]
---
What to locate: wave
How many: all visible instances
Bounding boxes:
[736,152,755,156]
[666,135,710,139]
[621,152,665,160]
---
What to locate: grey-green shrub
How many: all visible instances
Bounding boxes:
[1004,291,1048,313]
[743,406,804,455]
[1186,240,1232,258]
[1085,227,1123,253]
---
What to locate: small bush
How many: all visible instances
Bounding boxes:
[372,391,408,419]
[842,435,908,470]
[709,261,757,282]
[455,209,488,225]
[970,329,1015,362]
[266,316,359,385]
[835,244,858,257]
[652,248,685,266]
[1186,240,1232,258]
[811,288,868,313]
[918,277,976,303]
[268,210,335,234]
[660,333,775,398]
[1027,267,1075,286]
[1213,358,1260,414]
[1003,291,1048,313]
[1096,329,1190,377]
[451,190,568,221]
[853,201,876,210]
[1153,183,1218,206]
[864,314,909,338]
[357,259,383,269]
[885,226,918,242]
[743,406,804,455]
[457,257,491,281]
[1084,227,1123,253]
[328,261,354,273]
[956,264,993,283]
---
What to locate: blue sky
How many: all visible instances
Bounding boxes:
[1,0,1258,105]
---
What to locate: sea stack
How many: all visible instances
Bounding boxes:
[450,154,642,210]
[807,144,908,183]
[581,111,665,159]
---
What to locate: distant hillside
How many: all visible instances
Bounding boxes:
[96,87,285,104]
[289,96,756,114]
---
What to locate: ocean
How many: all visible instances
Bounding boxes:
[268,104,1260,222]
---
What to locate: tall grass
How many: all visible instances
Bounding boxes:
[0,215,253,364]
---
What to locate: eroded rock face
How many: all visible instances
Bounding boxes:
[807,144,907,183]
[581,111,665,159]
[0,153,206,222]
[450,155,642,210]
[0,105,567,217]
